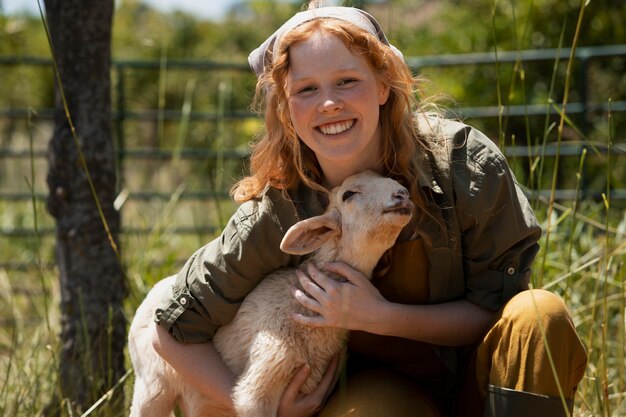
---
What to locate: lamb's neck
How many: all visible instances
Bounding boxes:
[311,243,384,279]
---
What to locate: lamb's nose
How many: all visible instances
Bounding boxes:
[393,188,409,203]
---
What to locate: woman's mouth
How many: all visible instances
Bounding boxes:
[317,119,355,135]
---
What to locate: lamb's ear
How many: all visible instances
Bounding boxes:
[280,210,341,255]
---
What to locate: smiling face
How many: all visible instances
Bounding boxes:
[284,31,390,188]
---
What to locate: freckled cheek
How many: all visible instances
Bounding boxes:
[344,87,368,100]
[350,88,380,108]
[287,98,305,115]
[288,99,315,129]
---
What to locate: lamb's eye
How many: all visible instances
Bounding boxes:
[342,190,358,201]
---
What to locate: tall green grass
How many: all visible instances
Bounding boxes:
[1,1,625,417]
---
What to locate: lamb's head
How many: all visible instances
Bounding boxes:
[280,171,413,276]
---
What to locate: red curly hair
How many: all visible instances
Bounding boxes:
[231,14,434,213]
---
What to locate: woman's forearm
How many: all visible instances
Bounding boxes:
[371,299,496,346]
[151,322,236,411]
[293,263,496,346]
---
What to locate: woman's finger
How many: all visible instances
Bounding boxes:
[283,364,310,402]
[313,355,340,397]
[296,269,327,301]
[298,356,341,414]
[305,263,339,293]
[292,311,326,327]
[291,285,322,314]
[323,262,368,285]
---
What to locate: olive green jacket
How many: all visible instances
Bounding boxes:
[155,118,542,349]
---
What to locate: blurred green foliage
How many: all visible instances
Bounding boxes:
[1,0,625,210]
[2,0,624,139]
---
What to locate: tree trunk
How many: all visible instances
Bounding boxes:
[44,0,127,414]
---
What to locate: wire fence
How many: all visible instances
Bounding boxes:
[1,45,626,269]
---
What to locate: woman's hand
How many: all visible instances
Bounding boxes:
[292,263,497,347]
[277,355,340,417]
[291,262,387,332]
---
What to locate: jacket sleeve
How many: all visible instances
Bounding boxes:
[154,187,301,343]
[452,127,542,311]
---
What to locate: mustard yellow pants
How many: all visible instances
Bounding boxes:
[318,290,588,417]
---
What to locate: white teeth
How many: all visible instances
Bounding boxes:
[319,120,354,135]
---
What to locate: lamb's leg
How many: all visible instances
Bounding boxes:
[129,376,177,417]
[232,353,300,417]
[128,277,179,417]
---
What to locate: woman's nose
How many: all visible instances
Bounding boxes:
[317,89,343,113]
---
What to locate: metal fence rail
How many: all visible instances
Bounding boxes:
[408,44,626,120]
[1,45,626,270]
[2,141,625,203]
[2,44,625,123]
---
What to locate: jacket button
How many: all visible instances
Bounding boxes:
[506,267,515,275]
[180,297,187,305]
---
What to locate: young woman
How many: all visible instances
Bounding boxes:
[150,3,587,416]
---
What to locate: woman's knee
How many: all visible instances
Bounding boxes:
[488,289,587,398]
[501,289,573,332]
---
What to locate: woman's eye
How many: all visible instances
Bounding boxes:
[338,78,358,87]
[297,86,316,94]
[342,190,358,201]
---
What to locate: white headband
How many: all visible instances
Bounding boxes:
[248,6,403,77]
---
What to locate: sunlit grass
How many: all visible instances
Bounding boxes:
[1,0,625,416]
[1,192,624,416]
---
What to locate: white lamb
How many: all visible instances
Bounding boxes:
[128,170,413,417]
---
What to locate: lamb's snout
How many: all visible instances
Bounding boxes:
[383,187,413,215]
[392,188,409,204]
